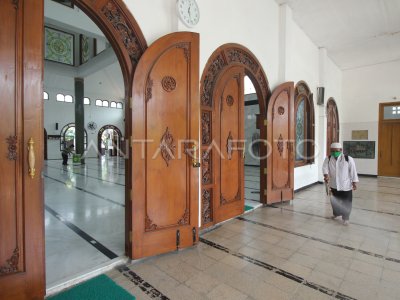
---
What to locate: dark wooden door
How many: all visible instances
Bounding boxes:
[131,32,199,259]
[266,82,294,203]
[0,1,45,299]
[213,67,245,223]
[378,102,400,177]
[326,99,339,155]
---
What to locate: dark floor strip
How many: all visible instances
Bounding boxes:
[238,216,400,264]
[116,265,170,300]
[268,204,399,234]
[46,165,125,186]
[245,186,259,191]
[200,238,356,300]
[43,174,125,208]
[45,205,118,259]
[47,161,126,176]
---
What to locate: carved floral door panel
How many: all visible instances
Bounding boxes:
[326,99,339,156]
[213,67,245,223]
[0,1,45,298]
[266,82,294,203]
[131,32,199,259]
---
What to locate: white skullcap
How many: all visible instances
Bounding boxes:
[330,142,342,148]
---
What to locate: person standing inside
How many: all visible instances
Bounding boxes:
[322,142,359,225]
[62,144,74,166]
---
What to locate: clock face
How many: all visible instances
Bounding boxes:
[177,0,200,28]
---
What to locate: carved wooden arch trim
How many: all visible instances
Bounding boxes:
[200,43,271,114]
[200,44,271,227]
[74,0,147,92]
[294,80,315,166]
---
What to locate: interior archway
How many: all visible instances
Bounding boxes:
[200,44,270,227]
[98,124,123,156]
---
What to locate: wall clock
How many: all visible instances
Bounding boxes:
[87,121,97,131]
[177,0,200,28]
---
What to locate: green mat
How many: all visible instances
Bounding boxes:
[48,274,135,300]
[245,205,254,211]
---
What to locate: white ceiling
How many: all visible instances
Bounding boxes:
[277,0,400,70]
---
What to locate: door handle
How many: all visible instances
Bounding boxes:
[28,137,35,179]
[192,144,200,168]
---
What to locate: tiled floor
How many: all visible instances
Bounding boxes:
[106,176,400,300]
[44,157,126,288]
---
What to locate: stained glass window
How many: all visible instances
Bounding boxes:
[296,99,305,161]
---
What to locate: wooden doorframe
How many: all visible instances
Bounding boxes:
[378,101,400,176]
[326,98,339,156]
[200,44,271,228]
[55,0,147,257]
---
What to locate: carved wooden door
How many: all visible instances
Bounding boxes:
[326,99,339,155]
[0,1,45,299]
[213,67,245,223]
[131,32,199,259]
[266,82,294,203]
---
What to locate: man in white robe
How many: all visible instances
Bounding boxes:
[322,142,359,225]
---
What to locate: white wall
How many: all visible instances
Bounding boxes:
[124,0,343,190]
[44,75,125,160]
[341,59,400,175]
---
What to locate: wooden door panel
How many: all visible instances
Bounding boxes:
[379,123,400,177]
[214,67,244,223]
[132,32,199,259]
[267,82,294,203]
[0,1,45,299]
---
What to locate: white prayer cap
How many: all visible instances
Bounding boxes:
[330,142,342,149]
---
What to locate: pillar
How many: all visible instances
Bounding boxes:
[75,77,85,164]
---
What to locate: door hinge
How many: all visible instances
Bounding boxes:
[264,189,267,196]
[264,119,267,127]
[130,189,132,202]
[264,167,267,175]
[129,97,133,109]
[129,231,132,243]
[192,227,197,245]
[176,230,180,251]
[130,136,133,147]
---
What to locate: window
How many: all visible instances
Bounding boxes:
[95,99,102,106]
[44,92,49,100]
[116,102,123,109]
[294,82,315,167]
[102,100,109,107]
[383,105,400,119]
[60,123,87,151]
[56,93,65,102]
[84,97,90,105]
[110,101,117,108]
[65,95,73,103]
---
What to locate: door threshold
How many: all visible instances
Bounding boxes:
[45,256,129,297]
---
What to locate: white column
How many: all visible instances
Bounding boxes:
[278,4,292,82]
[317,48,328,181]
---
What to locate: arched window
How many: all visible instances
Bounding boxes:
[294,81,315,166]
[60,123,87,151]
[116,102,123,109]
[44,91,49,100]
[65,95,73,103]
[84,97,90,105]
[95,99,102,106]
[110,101,117,108]
[56,93,65,102]
[102,100,109,107]
[326,98,339,156]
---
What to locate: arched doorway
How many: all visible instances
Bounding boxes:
[60,123,88,150]
[326,98,339,155]
[98,125,122,156]
[294,81,315,166]
[0,0,147,298]
[200,44,271,227]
